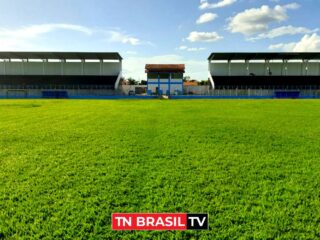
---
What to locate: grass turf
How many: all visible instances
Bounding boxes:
[0,100,320,239]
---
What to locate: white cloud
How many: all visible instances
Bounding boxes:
[0,24,93,51]
[108,31,141,46]
[179,46,188,50]
[126,51,137,55]
[249,25,318,41]
[228,4,300,35]
[283,3,300,9]
[269,43,296,51]
[123,55,208,80]
[0,23,93,38]
[177,46,206,52]
[196,13,218,24]
[0,24,149,51]
[269,34,320,51]
[199,0,237,9]
[186,31,223,42]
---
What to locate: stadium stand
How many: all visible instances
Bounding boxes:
[208,52,320,90]
[0,52,122,98]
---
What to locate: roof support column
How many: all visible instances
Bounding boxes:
[43,59,47,75]
[228,60,231,76]
[246,60,250,76]
[304,60,308,76]
[100,60,103,76]
[61,59,65,76]
[81,59,84,75]
[265,60,269,76]
[283,60,287,76]
[102,60,104,75]
[22,59,26,75]
[3,59,6,75]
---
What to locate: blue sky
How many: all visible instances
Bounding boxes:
[0,0,319,80]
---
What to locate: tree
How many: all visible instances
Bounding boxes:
[140,80,147,85]
[127,78,138,85]
[119,77,126,85]
[199,80,209,86]
[183,76,191,82]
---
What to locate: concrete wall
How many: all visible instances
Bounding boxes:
[171,78,183,83]
[286,63,303,76]
[230,63,247,76]
[306,62,320,76]
[0,89,118,98]
[184,86,210,95]
[210,61,320,77]
[249,63,265,75]
[119,85,147,95]
[147,84,158,93]
[147,73,183,94]
[147,83,183,94]
[2,87,320,98]
[45,62,62,75]
[268,62,283,75]
[0,61,121,76]
[210,63,229,76]
[170,84,183,93]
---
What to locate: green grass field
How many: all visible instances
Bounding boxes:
[1,100,320,239]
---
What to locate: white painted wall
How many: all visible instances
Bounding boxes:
[287,63,303,76]
[170,85,183,93]
[64,62,83,75]
[210,63,228,76]
[148,84,158,93]
[160,78,168,83]
[209,61,320,76]
[147,72,183,94]
[0,61,121,76]
[161,84,169,93]
[102,62,121,76]
[267,63,283,75]
[148,78,158,82]
[306,62,320,76]
[0,62,4,75]
[83,62,100,75]
[45,62,63,75]
[249,63,265,76]
[3,62,24,75]
[147,82,183,94]
[171,78,183,83]
[230,63,247,76]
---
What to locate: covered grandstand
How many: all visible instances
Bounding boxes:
[208,53,320,90]
[0,52,122,98]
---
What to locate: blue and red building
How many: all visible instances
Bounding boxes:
[145,64,185,95]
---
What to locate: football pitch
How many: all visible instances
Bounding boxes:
[1,100,320,239]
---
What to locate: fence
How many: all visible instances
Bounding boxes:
[178,88,320,99]
[1,84,320,99]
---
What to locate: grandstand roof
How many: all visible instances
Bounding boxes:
[208,52,320,61]
[145,64,185,73]
[0,52,122,60]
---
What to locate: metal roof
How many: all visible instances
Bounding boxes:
[208,52,320,61]
[0,52,122,60]
[145,64,185,73]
